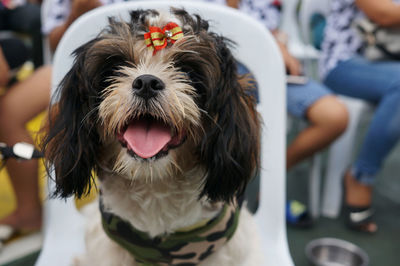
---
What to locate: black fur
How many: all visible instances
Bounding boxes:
[198,35,260,202]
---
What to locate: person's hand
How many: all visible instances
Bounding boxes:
[226,0,240,8]
[277,41,302,76]
[272,30,303,76]
[356,0,400,27]
[70,0,102,20]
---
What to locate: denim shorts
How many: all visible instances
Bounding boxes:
[236,61,331,118]
[287,80,331,118]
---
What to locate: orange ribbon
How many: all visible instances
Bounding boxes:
[144,22,184,54]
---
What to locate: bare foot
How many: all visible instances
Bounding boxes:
[344,170,372,206]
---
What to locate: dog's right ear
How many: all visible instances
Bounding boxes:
[43,40,102,198]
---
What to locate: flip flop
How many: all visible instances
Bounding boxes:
[0,224,16,249]
[286,200,313,228]
[344,205,377,233]
[342,172,377,234]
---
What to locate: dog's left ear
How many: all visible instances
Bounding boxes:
[200,35,260,202]
[43,39,106,198]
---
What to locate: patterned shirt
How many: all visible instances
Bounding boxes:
[42,0,125,35]
[240,0,281,30]
[205,0,281,30]
[320,0,400,79]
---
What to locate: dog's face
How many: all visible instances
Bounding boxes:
[44,9,260,202]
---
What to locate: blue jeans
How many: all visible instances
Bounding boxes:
[324,57,400,184]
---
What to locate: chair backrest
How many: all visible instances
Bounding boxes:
[37,1,292,265]
[40,0,53,64]
[279,0,320,60]
[299,0,331,47]
[280,0,302,45]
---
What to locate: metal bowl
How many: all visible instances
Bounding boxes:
[305,238,369,266]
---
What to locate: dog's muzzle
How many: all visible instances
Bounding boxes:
[132,74,165,100]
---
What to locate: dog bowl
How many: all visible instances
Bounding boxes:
[305,238,369,266]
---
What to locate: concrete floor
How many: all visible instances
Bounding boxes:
[286,116,400,266]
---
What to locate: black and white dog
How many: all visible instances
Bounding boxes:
[44,8,263,266]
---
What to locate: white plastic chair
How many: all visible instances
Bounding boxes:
[280,0,324,218]
[280,0,319,60]
[298,0,331,49]
[299,0,375,218]
[35,1,293,265]
[40,0,53,64]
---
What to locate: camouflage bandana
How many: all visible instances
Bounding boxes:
[100,200,240,266]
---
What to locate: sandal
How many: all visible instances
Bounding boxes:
[342,172,377,234]
[286,200,313,228]
[344,205,377,233]
[0,224,16,249]
[0,224,38,248]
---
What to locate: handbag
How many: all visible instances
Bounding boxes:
[354,18,400,60]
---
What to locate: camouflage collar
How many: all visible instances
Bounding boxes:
[100,200,240,266]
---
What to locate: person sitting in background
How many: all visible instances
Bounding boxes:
[213,0,349,227]
[0,0,43,68]
[0,0,109,246]
[320,0,400,233]
[42,0,125,53]
[0,51,51,245]
[0,0,125,247]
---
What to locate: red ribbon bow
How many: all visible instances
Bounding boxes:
[144,22,184,54]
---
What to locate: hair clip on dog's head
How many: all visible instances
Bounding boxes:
[144,22,184,54]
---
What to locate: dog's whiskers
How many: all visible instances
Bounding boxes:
[131,166,141,184]
[169,158,183,176]
[199,108,222,133]
[149,164,155,183]
[80,105,100,134]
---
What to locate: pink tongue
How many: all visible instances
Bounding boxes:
[123,119,172,159]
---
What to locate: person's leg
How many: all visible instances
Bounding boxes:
[0,66,51,231]
[325,57,400,232]
[285,80,348,228]
[7,4,43,67]
[286,80,348,169]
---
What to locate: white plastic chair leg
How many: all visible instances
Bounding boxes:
[309,154,322,218]
[321,96,373,218]
[35,179,86,266]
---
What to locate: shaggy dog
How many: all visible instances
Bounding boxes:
[44,8,263,266]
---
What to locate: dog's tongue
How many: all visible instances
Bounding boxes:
[123,119,172,159]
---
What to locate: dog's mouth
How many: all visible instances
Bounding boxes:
[117,116,186,160]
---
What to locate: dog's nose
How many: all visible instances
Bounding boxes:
[132,74,165,100]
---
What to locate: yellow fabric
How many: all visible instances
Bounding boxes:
[0,63,97,220]
[0,112,46,219]
[0,114,97,219]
